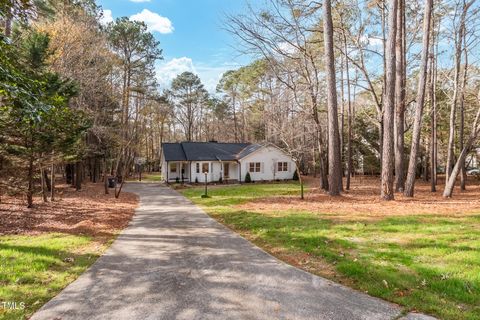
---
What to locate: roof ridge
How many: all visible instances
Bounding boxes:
[179,142,188,160]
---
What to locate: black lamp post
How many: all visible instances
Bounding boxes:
[202,172,208,198]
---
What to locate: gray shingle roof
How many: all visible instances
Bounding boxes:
[162,142,262,161]
[162,143,187,161]
[237,144,263,159]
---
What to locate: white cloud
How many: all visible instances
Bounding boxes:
[130,9,174,34]
[156,57,238,93]
[100,9,113,25]
[156,57,196,88]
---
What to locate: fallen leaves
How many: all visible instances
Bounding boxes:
[237,176,480,222]
[0,182,138,241]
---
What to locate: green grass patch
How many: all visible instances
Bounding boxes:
[0,233,107,320]
[181,182,302,206]
[181,183,480,320]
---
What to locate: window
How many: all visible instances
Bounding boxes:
[249,162,261,173]
[277,162,288,172]
[196,163,200,173]
[202,163,209,173]
[170,163,177,173]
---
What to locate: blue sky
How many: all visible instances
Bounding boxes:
[97,0,253,92]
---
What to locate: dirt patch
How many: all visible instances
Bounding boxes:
[0,182,138,240]
[239,176,480,221]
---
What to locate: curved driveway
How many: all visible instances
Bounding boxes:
[32,183,435,320]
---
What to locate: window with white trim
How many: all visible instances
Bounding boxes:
[249,162,261,172]
[202,163,209,173]
[170,163,177,173]
[277,162,288,172]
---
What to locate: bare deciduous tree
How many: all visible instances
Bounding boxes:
[404,0,433,197]
[380,0,398,200]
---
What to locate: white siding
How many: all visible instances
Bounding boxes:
[190,161,240,183]
[190,161,213,183]
[239,146,295,181]
[160,144,295,183]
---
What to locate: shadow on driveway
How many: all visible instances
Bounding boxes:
[31,183,436,320]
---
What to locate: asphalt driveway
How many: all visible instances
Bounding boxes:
[31,183,435,320]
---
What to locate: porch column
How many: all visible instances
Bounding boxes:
[238,161,242,183]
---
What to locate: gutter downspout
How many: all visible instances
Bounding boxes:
[238,159,242,184]
[216,156,222,183]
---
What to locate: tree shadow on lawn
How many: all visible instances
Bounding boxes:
[0,238,101,320]
[28,221,407,320]
[214,209,480,319]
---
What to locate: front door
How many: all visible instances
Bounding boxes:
[223,163,229,179]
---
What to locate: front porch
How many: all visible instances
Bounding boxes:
[165,161,190,183]
[192,161,240,183]
[165,161,240,184]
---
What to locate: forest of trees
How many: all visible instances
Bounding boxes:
[1,0,480,207]
[0,0,166,205]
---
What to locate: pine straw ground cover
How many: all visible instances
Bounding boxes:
[0,183,138,320]
[181,177,480,320]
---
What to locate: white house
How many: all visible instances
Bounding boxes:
[160,142,296,183]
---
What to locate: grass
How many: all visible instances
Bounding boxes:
[141,173,163,182]
[181,182,302,206]
[0,233,109,320]
[181,183,480,320]
[127,173,163,182]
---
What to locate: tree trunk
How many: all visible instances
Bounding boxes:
[66,163,73,184]
[323,0,342,196]
[394,0,406,192]
[294,161,304,200]
[446,1,472,182]
[430,17,438,192]
[51,161,55,201]
[460,27,468,190]
[380,0,398,200]
[404,0,432,197]
[40,166,48,203]
[340,54,345,176]
[104,158,109,195]
[317,128,329,191]
[444,103,480,198]
[75,161,82,191]
[43,169,51,192]
[344,33,353,190]
[233,93,239,142]
[115,154,133,199]
[27,154,34,208]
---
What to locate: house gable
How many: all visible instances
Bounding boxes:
[238,144,295,181]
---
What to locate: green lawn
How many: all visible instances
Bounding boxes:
[0,233,108,320]
[141,173,163,182]
[181,183,480,320]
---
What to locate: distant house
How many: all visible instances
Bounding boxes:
[160,142,296,183]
